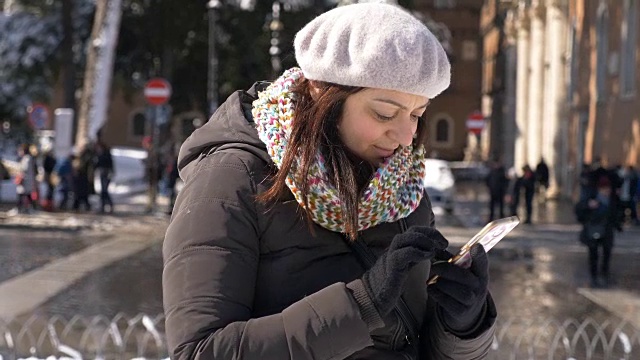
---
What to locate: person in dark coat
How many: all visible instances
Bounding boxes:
[72,146,92,211]
[42,149,57,211]
[162,4,496,360]
[579,162,592,201]
[93,140,115,213]
[505,167,521,217]
[485,159,508,221]
[535,157,549,202]
[54,154,73,210]
[520,165,536,224]
[163,146,180,215]
[575,176,622,287]
[618,165,639,225]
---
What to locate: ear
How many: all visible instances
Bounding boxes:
[308,80,322,101]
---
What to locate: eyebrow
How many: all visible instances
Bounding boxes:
[372,98,430,111]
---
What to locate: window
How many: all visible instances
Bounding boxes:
[132,112,146,137]
[461,40,478,61]
[621,0,637,96]
[596,3,609,101]
[430,114,454,148]
[436,119,449,142]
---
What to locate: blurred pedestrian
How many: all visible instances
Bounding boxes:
[0,157,9,198]
[505,167,521,217]
[41,148,57,211]
[54,154,73,211]
[94,140,114,213]
[14,144,37,212]
[618,165,639,225]
[28,144,41,210]
[519,165,536,224]
[535,157,549,203]
[579,162,592,201]
[162,4,495,359]
[164,145,180,216]
[143,140,163,213]
[486,159,508,221]
[575,176,623,287]
[72,146,92,211]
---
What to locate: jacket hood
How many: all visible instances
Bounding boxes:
[177,82,271,181]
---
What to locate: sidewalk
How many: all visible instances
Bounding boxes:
[446,180,640,328]
[1,180,638,326]
[0,192,170,231]
[0,193,169,320]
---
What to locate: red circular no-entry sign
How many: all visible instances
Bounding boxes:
[144,78,172,105]
[466,111,485,135]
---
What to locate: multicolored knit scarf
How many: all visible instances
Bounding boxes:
[252,67,426,233]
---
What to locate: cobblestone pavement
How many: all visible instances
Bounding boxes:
[2,186,639,329]
[0,229,106,283]
[28,212,640,327]
[34,242,164,319]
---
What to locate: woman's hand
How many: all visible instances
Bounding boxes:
[428,244,490,335]
[347,227,449,329]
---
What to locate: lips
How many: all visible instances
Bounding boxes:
[374,146,396,158]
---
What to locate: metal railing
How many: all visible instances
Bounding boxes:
[0,314,638,359]
[0,314,166,360]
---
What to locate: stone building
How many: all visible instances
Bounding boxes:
[415,0,484,161]
[481,0,639,199]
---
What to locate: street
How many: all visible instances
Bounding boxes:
[1,186,640,359]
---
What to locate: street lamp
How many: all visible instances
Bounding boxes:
[207,0,221,118]
[269,1,283,78]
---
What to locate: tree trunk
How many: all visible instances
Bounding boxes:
[61,0,76,110]
[76,0,122,148]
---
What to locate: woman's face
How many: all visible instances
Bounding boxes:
[339,88,429,166]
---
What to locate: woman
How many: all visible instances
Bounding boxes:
[163,3,496,359]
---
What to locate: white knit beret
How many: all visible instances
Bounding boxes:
[294,3,451,99]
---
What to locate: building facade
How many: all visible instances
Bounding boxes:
[482,0,640,200]
[482,0,571,198]
[38,1,484,160]
[568,0,640,180]
[415,0,484,161]
[49,79,205,151]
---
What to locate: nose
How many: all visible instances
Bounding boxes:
[388,117,417,147]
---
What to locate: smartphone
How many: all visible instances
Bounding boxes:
[427,216,520,285]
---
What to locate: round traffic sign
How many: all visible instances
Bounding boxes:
[466,111,485,135]
[144,78,172,105]
[27,103,51,130]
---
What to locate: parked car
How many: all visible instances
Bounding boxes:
[423,158,456,214]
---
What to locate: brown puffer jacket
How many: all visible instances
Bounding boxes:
[163,83,496,360]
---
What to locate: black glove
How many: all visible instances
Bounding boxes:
[347,226,448,329]
[428,244,490,335]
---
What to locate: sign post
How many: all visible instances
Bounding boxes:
[27,103,51,131]
[466,110,485,136]
[144,78,172,106]
[144,78,172,213]
[54,108,74,159]
[465,110,486,225]
[465,110,485,161]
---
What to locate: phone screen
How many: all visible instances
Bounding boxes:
[427,216,520,284]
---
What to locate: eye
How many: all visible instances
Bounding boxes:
[410,114,421,122]
[375,112,394,121]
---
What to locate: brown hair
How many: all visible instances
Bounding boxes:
[258,78,429,240]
